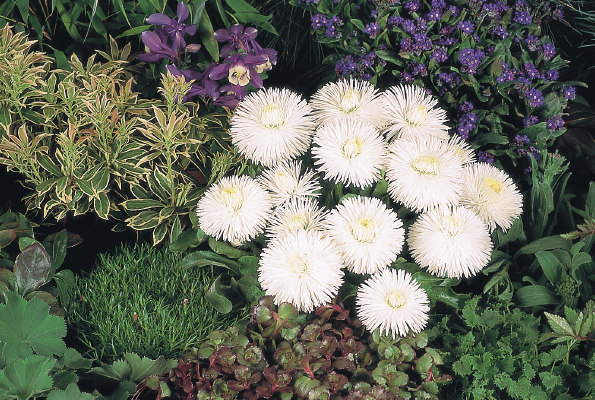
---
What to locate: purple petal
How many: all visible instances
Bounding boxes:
[209,63,231,80]
[177,2,190,22]
[213,29,232,42]
[214,94,239,108]
[141,31,166,52]
[220,44,234,58]
[205,79,219,98]
[146,13,174,26]
[249,68,263,88]
[185,25,197,36]
[136,53,163,63]
[229,24,245,36]
[242,54,268,66]
[166,64,183,76]
[244,27,258,39]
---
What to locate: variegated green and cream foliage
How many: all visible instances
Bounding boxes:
[0,25,237,244]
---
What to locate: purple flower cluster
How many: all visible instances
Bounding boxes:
[514,135,531,145]
[523,115,539,128]
[365,22,380,38]
[458,111,478,139]
[541,43,556,61]
[477,151,494,163]
[311,14,343,39]
[137,3,276,109]
[526,88,544,108]
[562,86,576,100]
[546,115,564,132]
[459,48,485,75]
[457,20,475,36]
[335,52,380,80]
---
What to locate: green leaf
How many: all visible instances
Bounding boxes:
[515,285,559,307]
[535,251,562,285]
[94,192,110,220]
[47,383,94,400]
[53,269,75,311]
[123,353,177,383]
[169,228,207,252]
[121,199,166,211]
[42,229,68,270]
[497,217,522,248]
[152,222,168,245]
[350,19,365,31]
[205,277,233,314]
[197,10,218,62]
[238,256,259,275]
[0,292,66,362]
[544,312,574,336]
[61,348,93,370]
[51,370,78,391]
[208,237,249,259]
[14,243,52,296]
[87,360,131,383]
[181,251,241,275]
[37,154,63,177]
[515,236,572,258]
[572,252,592,270]
[0,355,55,399]
[114,25,151,39]
[91,168,110,193]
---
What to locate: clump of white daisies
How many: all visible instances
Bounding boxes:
[195,80,523,340]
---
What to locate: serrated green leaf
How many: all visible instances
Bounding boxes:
[539,371,562,391]
[47,382,94,400]
[544,312,574,336]
[0,292,66,362]
[51,370,78,391]
[123,353,177,383]
[579,312,593,338]
[564,306,579,327]
[87,360,132,382]
[0,355,55,399]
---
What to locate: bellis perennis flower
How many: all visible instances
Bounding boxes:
[196,175,272,243]
[408,206,493,278]
[258,230,344,312]
[267,197,328,239]
[230,87,315,166]
[357,268,430,339]
[258,160,321,206]
[323,196,405,275]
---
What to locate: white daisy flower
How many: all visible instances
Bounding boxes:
[257,160,321,207]
[357,268,430,339]
[459,163,523,232]
[448,135,476,165]
[258,230,344,312]
[312,119,387,188]
[382,85,449,141]
[385,135,463,212]
[407,206,493,278]
[309,78,386,129]
[230,87,315,167]
[267,197,328,239]
[323,196,405,275]
[196,175,272,243]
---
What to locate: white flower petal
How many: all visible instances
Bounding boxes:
[357,269,430,339]
[459,163,523,232]
[382,84,449,141]
[230,87,315,166]
[196,175,272,243]
[408,206,493,278]
[258,230,344,312]
[267,197,328,239]
[310,78,386,129]
[312,119,387,188]
[257,160,321,207]
[323,196,405,274]
[385,135,463,212]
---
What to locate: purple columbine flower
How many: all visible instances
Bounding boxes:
[214,24,259,58]
[137,30,178,63]
[526,88,544,107]
[209,53,264,100]
[145,2,196,54]
[562,86,576,100]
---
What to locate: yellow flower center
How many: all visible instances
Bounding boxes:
[411,155,440,176]
[228,65,250,86]
[339,89,360,114]
[260,104,285,129]
[483,177,503,193]
[220,187,244,211]
[273,170,296,193]
[405,105,428,127]
[288,214,309,230]
[386,291,407,309]
[443,215,463,237]
[288,254,309,276]
[342,137,364,159]
[352,217,377,243]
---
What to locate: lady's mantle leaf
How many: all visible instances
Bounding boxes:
[46,383,94,400]
[0,292,66,362]
[0,354,56,399]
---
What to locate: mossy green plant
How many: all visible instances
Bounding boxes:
[68,243,246,363]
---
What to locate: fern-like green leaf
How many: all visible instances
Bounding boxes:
[544,312,574,336]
